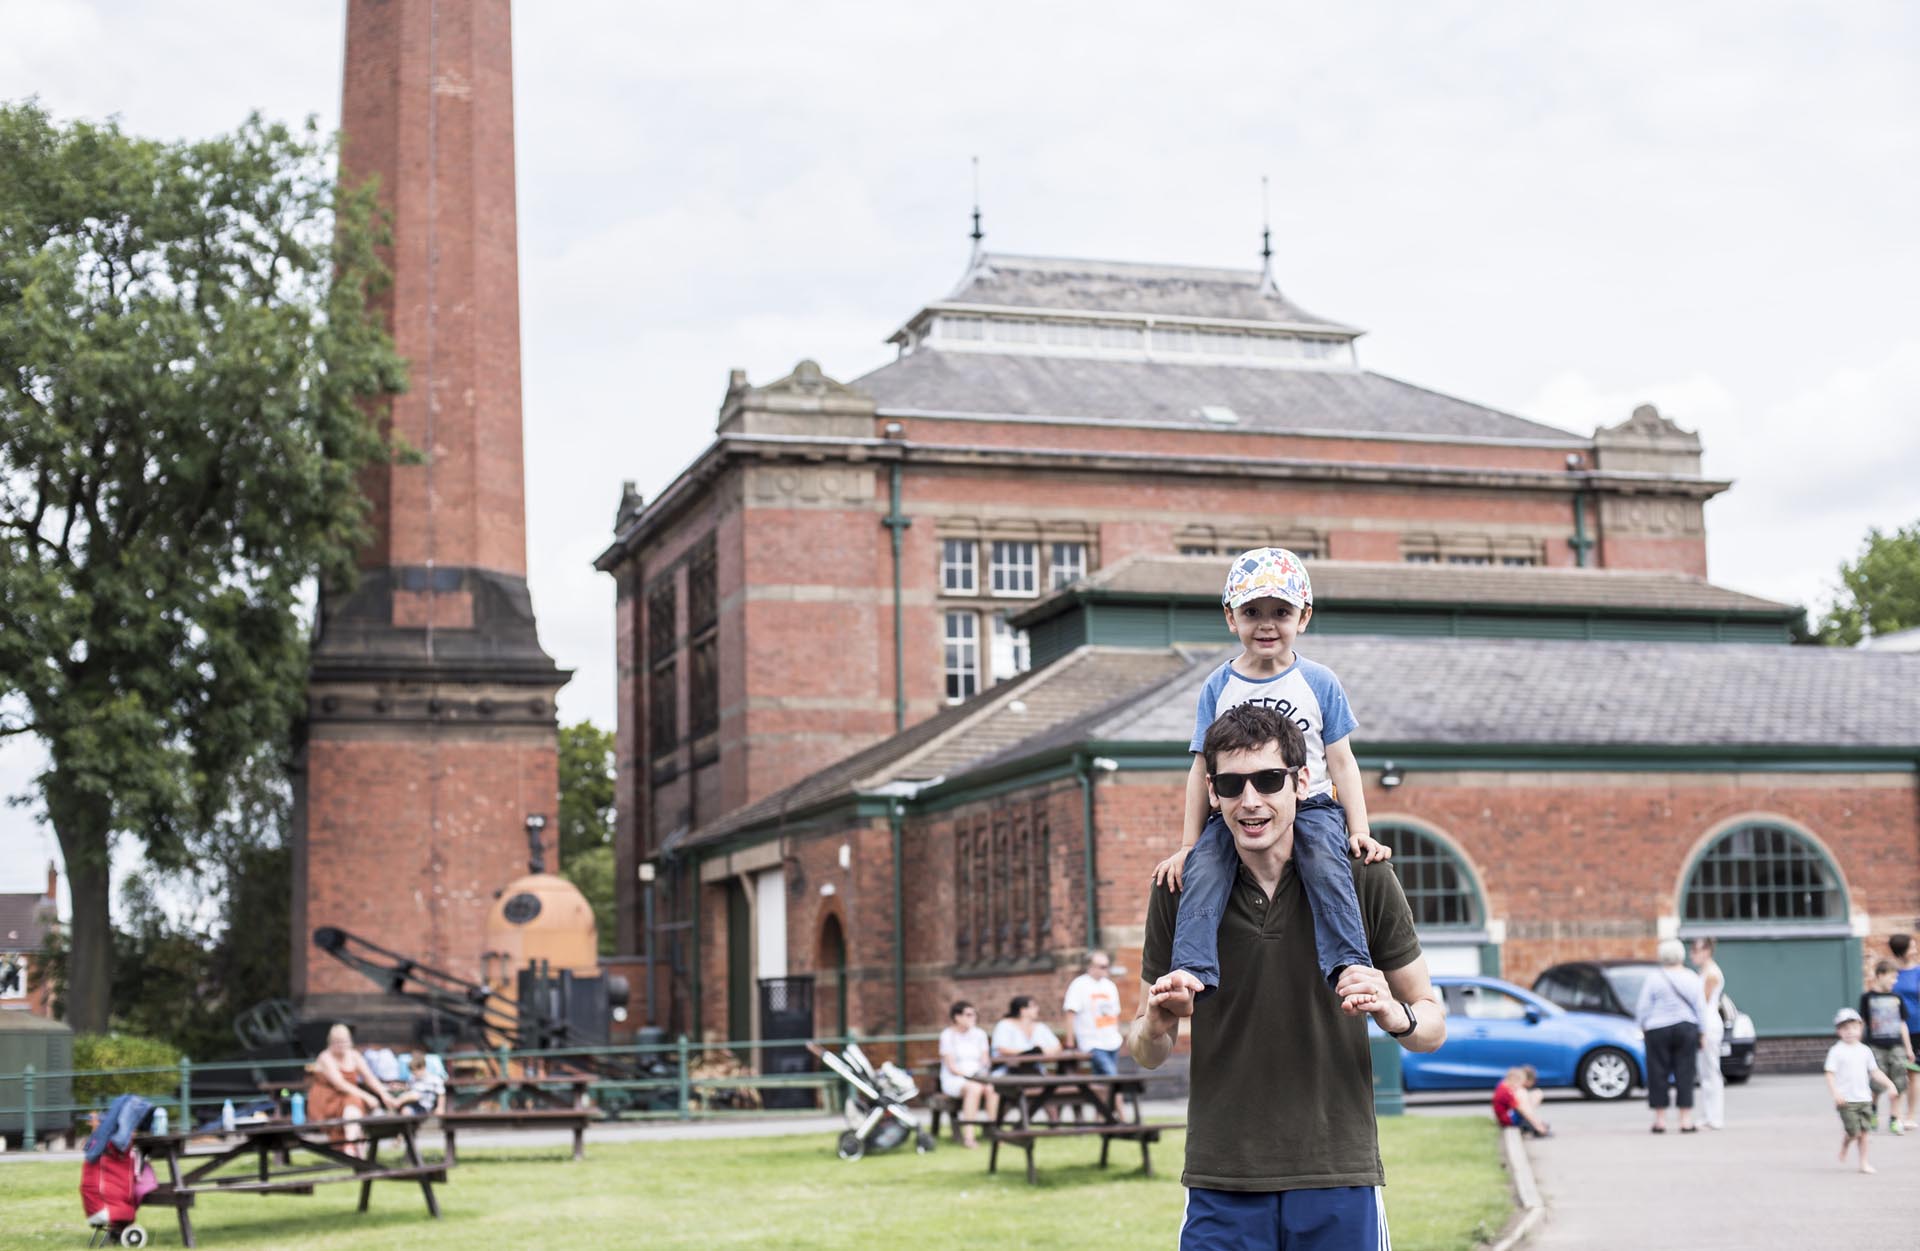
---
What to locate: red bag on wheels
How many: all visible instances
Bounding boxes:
[79,1146,156,1226]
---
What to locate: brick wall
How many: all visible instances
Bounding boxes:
[674,763,1920,1049]
[299,733,558,997]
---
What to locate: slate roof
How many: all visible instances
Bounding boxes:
[853,349,1584,444]
[681,645,1194,847]
[941,253,1355,328]
[1018,556,1797,619]
[0,893,53,952]
[1086,637,1920,751]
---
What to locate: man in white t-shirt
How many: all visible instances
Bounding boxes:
[1064,951,1125,1074]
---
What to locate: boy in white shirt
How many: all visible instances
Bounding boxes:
[1827,1007,1897,1174]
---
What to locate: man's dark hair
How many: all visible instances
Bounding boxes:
[1005,995,1034,1019]
[1202,703,1308,776]
[1876,959,1898,977]
[948,1000,974,1021]
[1892,933,1913,960]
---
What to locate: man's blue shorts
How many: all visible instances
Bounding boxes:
[1180,1185,1389,1250]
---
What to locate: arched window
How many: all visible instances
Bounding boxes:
[1683,822,1843,923]
[1375,824,1482,929]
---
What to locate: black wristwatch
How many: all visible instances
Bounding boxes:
[1386,1000,1418,1039]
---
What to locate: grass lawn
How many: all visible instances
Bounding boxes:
[0,1117,1510,1249]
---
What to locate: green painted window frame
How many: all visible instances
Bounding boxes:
[1681,821,1847,926]
[1374,822,1485,931]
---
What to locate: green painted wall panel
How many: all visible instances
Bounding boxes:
[1710,936,1859,1037]
[1316,611,1457,637]
[1028,611,1083,669]
[1089,604,1173,649]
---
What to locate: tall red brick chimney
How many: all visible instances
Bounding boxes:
[293,0,567,1027]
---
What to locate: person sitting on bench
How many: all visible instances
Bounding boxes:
[309,1024,401,1158]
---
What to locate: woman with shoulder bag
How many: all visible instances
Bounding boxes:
[1635,940,1710,1133]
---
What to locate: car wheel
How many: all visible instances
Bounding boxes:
[1724,1073,1750,1085]
[1577,1047,1637,1101]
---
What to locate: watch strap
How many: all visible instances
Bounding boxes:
[1387,1000,1418,1038]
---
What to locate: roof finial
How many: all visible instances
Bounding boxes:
[1258,174,1280,296]
[969,156,985,266]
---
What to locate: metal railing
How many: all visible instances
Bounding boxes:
[0,1034,945,1150]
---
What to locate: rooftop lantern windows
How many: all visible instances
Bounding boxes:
[920,312,1355,368]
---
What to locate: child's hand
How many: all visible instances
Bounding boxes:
[1152,847,1191,892]
[1349,831,1392,863]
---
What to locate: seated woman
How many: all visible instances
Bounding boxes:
[989,996,1064,1075]
[308,1024,401,1157]
[937,1001,997,1149]
[1492,1065,1551,1137]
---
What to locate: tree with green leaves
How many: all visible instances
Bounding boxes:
[558,720,616,954]
[1817,521,1920,646]
[0,104,403,1030]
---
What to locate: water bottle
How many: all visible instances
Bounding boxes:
[289,1092,306,1125]
[221,1098,236,1132]
[151,1107,168,1136]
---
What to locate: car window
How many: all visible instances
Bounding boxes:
[1564,969,1611,1012]
[1602,967,1651,1014]
[1534,970,1570,1005]
[1439,984,1469,1016]
[1457,985,1531,1021]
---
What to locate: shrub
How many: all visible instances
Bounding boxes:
[71,1033,183,1106]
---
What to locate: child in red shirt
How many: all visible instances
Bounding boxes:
[1493,1065,1550,1136]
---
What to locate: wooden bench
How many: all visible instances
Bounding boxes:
[437,1107,601,1162]
[988,1121,1185,1185]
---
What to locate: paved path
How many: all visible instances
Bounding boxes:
[1518,1073,1920,1247]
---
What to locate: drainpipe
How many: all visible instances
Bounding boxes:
[688,855,702,1036]
[882,456,912,732]
[889,799,907,1060]
[1570,492,1596,568]
[861,777,942,1061]
[1078,755,1119,951]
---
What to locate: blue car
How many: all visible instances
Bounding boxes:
[1374,975,1647,1101]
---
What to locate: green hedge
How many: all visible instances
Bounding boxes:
[72,1033,183,1105]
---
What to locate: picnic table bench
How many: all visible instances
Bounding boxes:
[920,1051,1111,1140]
[983,1072,1182,1185]
[446,1074,594,1111]
[133,1113,447,1248]
[438,1105,602,1162]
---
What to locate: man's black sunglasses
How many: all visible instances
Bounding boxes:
[1209,769,1299,799]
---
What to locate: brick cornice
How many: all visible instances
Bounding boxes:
[595,433,1730,569]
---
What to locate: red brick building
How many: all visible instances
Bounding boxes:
[0,865,59,1019]
[293,0,566,1026]
[596,251,1909,1048]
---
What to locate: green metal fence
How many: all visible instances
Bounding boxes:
[0,1034,949,1150]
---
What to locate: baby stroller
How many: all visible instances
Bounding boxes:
[817,1042,934,1161]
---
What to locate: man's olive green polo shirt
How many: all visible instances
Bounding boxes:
[1141,854,1422,1192]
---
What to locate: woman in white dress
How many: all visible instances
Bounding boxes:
[1691,937,1727,1129]
[938,1001,996,1148]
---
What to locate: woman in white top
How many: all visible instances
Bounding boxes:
[1690,937,1727,1129]
[1634,939,1710,1134]
[989,995,1064,1074]
[937,1001,996,1148]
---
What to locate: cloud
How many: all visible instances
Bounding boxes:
[1522,339,1920,615]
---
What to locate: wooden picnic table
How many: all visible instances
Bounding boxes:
[133,1114,447,1248]
[446,1074,594,1111]
[982,1072,1182,1185]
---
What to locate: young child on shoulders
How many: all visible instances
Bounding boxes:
[1828,1007,1896,1174]
[1152,548,1390,1009]
[1492,1065,1551,1137]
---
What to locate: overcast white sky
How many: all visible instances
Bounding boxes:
[4,1,1917,898]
